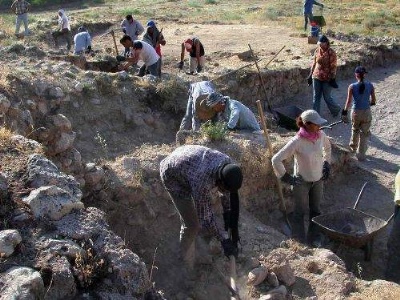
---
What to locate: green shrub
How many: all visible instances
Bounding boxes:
[201,121,227,141]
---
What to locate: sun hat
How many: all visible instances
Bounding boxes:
[206,92,228,108]
[195,95,217,121]
[317,35,329,44]
[218,164,243,192]
[355,66,367,74]
[300,109,327,125]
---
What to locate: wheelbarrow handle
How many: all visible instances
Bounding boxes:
[353,181,368,209]
[320,120,343,130]
[387,213,395,223]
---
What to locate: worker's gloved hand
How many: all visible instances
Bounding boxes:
[341,109,349,123]
[281,173,303,186]
[122,28,127,34]
[221,239,238,258]
[329,78,339,89]
[322,161,331,180]
[178,61,184,70]
[196,65,203,73]
[85,46,92,54]
[116,55,126,62]
[307,75,313,86]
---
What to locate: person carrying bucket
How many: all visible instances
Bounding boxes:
[303,0,324,31]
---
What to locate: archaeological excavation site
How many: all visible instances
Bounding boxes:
[0,1,400,299]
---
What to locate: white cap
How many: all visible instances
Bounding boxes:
[300,109,327,125]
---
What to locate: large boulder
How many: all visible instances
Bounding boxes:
[22,185,84,221]
[25,154,82,201]
[0,229,22,257]
[0,266,44,299]
[39,256,77,300]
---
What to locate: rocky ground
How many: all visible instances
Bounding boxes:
[0,5,399,299]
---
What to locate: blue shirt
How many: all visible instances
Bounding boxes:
[74,32,91,54]
[303,0,323,14]
[221,99,260,131]
[351,81,374,110]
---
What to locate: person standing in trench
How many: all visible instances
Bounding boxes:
[341,66,377,161]
[272,110,331,246]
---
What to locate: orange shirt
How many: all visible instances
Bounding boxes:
[312,47,337,81]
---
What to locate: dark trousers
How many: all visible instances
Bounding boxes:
[288,179,323,244]
[52,28,72,51]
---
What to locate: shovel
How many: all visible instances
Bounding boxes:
[256,100,292,237]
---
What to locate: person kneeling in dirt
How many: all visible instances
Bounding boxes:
[341,66,376,161]
[119,36,160,77]
[160,145,242,270]
[272,110,331,247]
[205,92,261,132]
[179,81,217,132]
[73,27,92,55]
[142,20,166,77]
[52,9,72,52]
[386,169,400,284]
[178,37,205,74]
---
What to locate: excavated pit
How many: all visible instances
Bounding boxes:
[1,35,399,298]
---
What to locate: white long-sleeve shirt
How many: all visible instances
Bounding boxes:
[272,131,331,182]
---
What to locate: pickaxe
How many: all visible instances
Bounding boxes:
[100,29,119,55]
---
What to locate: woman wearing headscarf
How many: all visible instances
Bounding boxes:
[52,9,72,51]
[272,109,331,246]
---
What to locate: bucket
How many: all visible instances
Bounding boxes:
[310,22,320,37]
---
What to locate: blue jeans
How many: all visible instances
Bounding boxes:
[15,13,29,35]
[312,78,341,116]
[138,59,160,77]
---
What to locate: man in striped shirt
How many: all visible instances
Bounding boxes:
[10,0,31,36]
[160,145,242,269]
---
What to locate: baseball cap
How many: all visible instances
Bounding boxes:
[355,66,367,74]
[147,20,156,27]
[300,109,327,125]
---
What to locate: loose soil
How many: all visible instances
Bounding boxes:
[1,8,399,299]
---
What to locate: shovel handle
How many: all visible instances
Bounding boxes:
[353,181,368,209]
[110,30,119,56]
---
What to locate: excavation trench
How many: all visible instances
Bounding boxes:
[22,39,395,297]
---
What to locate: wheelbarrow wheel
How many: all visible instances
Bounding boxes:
[363,240,373,261]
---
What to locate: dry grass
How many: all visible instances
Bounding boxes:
[1,0,398,42]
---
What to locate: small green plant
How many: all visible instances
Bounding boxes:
[205,0,218,4]
[201,121,227,141]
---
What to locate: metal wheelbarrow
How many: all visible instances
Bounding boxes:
[312,182,394,261]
